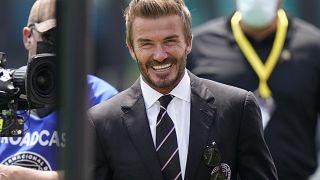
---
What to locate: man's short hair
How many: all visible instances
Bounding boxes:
[28,0,56,33]
[124,0,192,46]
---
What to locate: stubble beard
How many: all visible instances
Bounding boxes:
[136,53,187,93]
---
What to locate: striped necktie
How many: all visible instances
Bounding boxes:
[156,95,182,180]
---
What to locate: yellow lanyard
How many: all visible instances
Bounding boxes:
[231,9,288,99]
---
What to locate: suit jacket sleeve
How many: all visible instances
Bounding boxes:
[238,92,278,179]
[87,113,113,180]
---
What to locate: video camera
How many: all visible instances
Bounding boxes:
[0,52,56,137]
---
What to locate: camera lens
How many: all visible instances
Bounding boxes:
[27,53,56,108]
[34,65,54,95]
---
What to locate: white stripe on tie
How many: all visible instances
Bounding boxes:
[161,148,179,171]
[156,127,175,152]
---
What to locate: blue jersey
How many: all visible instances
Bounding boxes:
[0,75,117,170]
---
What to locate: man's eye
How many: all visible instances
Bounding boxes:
[140,43,152,48]
[165,40,178,45]
[142,43,151,46]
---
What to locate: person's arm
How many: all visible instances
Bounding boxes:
[237,92,278,179]
[87,112,113,180]
[87,75,118,107]
[0,164,63,180]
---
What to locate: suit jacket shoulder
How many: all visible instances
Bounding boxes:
[89,79,142,124]
[188,72,278,180]
[189,71,250,105]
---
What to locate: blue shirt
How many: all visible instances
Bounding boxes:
[0,75,117,170]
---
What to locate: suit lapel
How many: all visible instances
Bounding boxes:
[122,80,164,180]
[185,72,217,180]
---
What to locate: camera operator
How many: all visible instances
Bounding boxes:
[0,0,118,179]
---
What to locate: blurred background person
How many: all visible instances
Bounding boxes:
[187,0,320,179]
[0,0,118,179]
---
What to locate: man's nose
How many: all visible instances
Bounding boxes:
[153,44,168,61]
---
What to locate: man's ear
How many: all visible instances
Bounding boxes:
[126,41,137,61]
[186,35,193,54]
[23,27,32,50]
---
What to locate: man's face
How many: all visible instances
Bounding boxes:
[27,27,43,59]
[128,15,192,94]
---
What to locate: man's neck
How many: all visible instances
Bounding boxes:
[31,106,55,118]
[239,19,277,42]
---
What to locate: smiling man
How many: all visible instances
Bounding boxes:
[88,0,278,180]
[128,15,190,95]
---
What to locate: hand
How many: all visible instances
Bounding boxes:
[0,164,15,180]
[0,164,62,180]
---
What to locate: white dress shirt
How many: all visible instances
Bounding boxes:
[140,70,191,180]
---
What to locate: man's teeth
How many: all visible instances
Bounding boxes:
[153,63,171,70]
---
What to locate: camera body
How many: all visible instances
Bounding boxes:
[0,52,56,137]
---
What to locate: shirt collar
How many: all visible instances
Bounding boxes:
[140,69,191,109]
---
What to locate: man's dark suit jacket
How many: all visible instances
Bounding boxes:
[88,72,278,180]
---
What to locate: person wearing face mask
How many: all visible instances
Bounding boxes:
[187,0,320,179]
[0,0,118,179]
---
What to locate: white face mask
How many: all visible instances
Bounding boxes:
[236,0,278,29]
